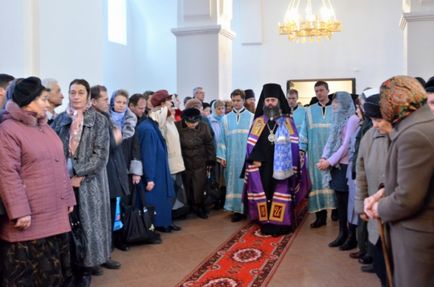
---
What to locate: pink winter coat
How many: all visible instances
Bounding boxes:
[0,101,76,242]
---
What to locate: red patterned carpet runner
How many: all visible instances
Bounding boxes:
[177,200,307,287]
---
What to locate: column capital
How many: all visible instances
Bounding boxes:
[400,11,434,30]
[172,24,235,39]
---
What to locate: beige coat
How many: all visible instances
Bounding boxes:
[149,107,185,174]
[377,105,434,287]
[355,127,389,244]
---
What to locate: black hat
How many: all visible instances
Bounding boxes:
[363,93,382,118]
[13,76,46,107]
[182,108,201,123]
[415,77,426,87]
[425,76,434,93]
[254,83,291,119]
[245,89,255,100]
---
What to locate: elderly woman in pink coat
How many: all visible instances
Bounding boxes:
[0,77,76,286]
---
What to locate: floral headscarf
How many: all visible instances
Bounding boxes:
[380,76,427,125]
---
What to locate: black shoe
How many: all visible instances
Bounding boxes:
[90,266,103,276]
[310,211,327,228]
[155,226,172,233]
[358,255,373,265]
[328,231,348,247]
[101,259,121,269]
[75,273,92,287]
[331,209,339,221]
[361,264,375,273]
[114,241,129,251]
[196,209,208,219]
[310,219,326,228]
[170,224,182,231]
[231,213,245,222]
[339,237,357,251]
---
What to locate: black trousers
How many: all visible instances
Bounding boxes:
[335,190,349,230]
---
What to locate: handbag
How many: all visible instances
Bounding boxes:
[123,184,160,244]
[69,208,87,264]
[204,168,223,208]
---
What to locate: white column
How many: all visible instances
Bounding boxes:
[401,0,434,79]
[172,0,235,101]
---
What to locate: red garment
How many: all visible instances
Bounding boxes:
[0,102,76,242]
[174,108,182,122]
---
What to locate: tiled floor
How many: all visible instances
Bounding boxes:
[92,210,379,287]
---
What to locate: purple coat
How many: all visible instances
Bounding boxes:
[0,101,75,242]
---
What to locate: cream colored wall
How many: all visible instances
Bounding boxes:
[231,0,406,100]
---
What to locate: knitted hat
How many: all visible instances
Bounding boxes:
[363,94,381,118]
[13,76,46,107]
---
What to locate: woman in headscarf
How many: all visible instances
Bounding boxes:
[208,100,225,142]
[317,92,360,249]
[208,100,226,209]
[110,89,137,139]
[364,75,434,287]
[52,79,112,285]
[0,77,75,286]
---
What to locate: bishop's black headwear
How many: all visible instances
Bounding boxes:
[254,83,291,119]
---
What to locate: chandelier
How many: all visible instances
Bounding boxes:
[278,0,341,43]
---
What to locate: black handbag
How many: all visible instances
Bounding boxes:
[123,185,160,244]
[69,209,87,263]
[204,168,223,208]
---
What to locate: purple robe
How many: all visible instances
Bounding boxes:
[243,115,309,228]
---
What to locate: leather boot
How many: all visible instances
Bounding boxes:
[310,210,327,228]
[329,218,348,247]
[331,209,339,221]
[340,224,358,250]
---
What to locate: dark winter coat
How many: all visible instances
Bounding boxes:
[175,120,215,170]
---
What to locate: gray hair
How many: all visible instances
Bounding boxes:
[193,86,203,96]
[41,78,58,90]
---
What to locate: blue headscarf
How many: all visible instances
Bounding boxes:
[322,91,356,187]
[323,91,356,159]
[110,93,127,128]
[210,100,224,121]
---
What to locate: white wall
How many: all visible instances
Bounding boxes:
[0,0,177,110]
[103,0,177,96]
[38,0,105,98]
[231,0,405,99]
[0,0,414,106]
[0,0,36,76]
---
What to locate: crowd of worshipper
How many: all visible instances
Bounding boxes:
[0,73,433,287]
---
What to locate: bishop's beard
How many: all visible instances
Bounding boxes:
[263,104,282,120]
